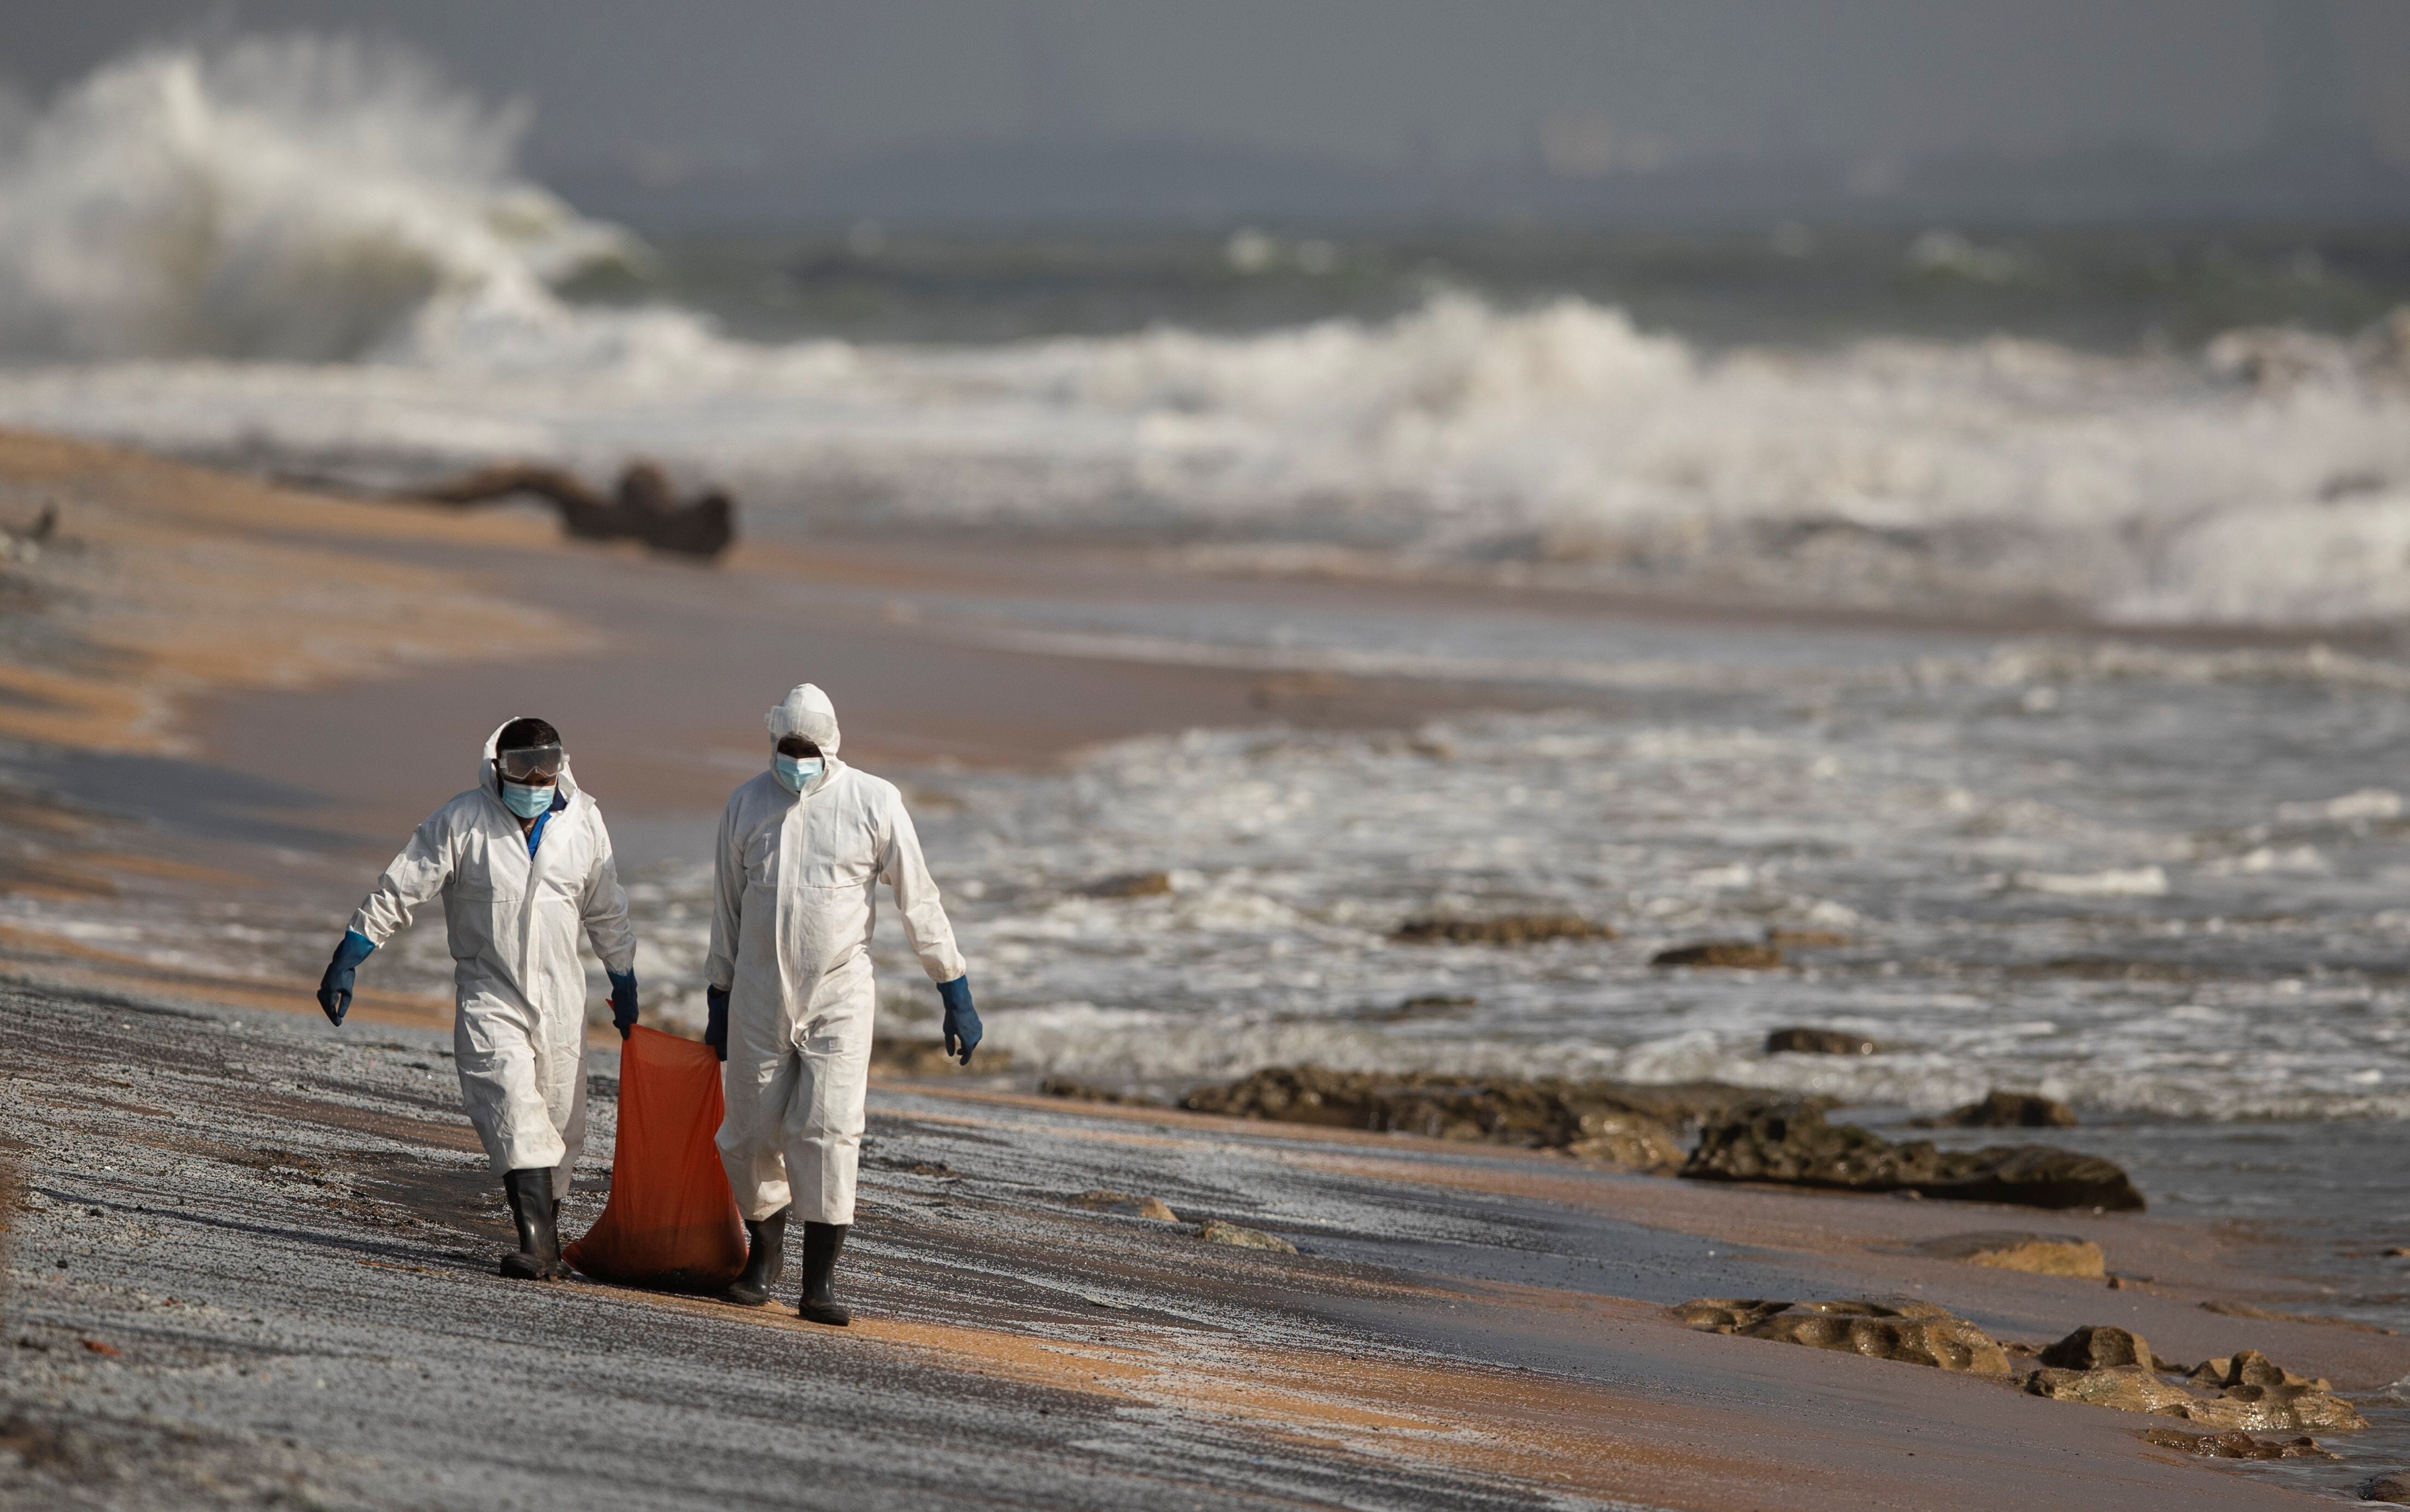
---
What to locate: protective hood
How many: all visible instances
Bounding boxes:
[479,718,583,804]
[766,684,840,756]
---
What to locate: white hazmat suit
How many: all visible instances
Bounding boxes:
[347,721,637,1193]
[709,685,966,1226]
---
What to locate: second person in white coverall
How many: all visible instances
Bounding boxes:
[704,683,981,1324]
[314,716,641,1280]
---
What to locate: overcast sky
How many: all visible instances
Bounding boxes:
[7,1,2407,215]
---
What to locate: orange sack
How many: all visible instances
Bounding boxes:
[565,1025,747,1290]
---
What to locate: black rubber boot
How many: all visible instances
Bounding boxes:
[796,1221,851,1326]
[499,1168,566,1280]
[724,1208,789,1307]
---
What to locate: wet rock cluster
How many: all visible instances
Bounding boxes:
[1674,1297,2010,1374]
[1154,1068,2144,1212]
[1764,1026,1879,1055]
[1392,913,1614,945]
[1177,1067,1797,1171]
[1681,1103,2144,1211]
[1913,1090,2079,1128]
[1677,1305,2368,1444]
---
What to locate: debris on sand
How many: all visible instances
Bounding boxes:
[2139,1427,2331,1460]
[410,460,734,558]
[1911,1231,2106,1278]
[1673,1298,2011,1375]
[1765,1026,1879,1055]
[1081,870,1174,898]
[1394,913,1615,945]
[1913,1090,2078,1128]
[1682,1103,2146,1210]
[1197,1218,1296,1253]
[1654,940,1783,969]
[1074,1190,1179,1222]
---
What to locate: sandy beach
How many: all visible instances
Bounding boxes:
[4,434,2410,1508]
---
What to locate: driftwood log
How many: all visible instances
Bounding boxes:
[412,461,734,558]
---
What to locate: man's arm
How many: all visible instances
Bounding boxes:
[578,811,638,977]
[704,796,746,993]
[349,808,460,948]
[878,792,967,985]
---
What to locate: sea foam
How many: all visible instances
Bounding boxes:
[3,37,2409,632]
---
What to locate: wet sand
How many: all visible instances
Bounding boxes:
[9,985,2399,1511]
[4,434,2401,1508]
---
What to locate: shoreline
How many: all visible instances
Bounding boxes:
[4,431,2407,1506]
[9,984,2405,1510]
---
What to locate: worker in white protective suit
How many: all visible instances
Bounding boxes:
[314,717,641,1280]
[704,683,980,1325]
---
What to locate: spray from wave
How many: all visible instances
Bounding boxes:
[3,36,2410,631]
[0,35,632,361]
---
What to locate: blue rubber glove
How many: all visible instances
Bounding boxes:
[317,929,375,1026]
[937,975,981,1066]
[705,985,730,1062]
[608,969,639,1040]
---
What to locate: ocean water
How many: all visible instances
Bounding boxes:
[3,38,2410,629]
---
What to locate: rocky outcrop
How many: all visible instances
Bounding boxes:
[1653,940,1783,969]
[1197,1218,1295,1253]
[2184,1351,2367,1434]
[2026,1364,2196,1413]
[2363,1470,2410,1502]
[1765,1027,1879,1055]
[1074,1189,1178,1221]
[1914,1091,2078,1128]
[2039,1325,2154,1370]
[1911,1231,2106,1278]
[1682,1104,2146,1210]
[2024,1336,2367,1434]
[1181,1067,1692,1170]
[1674,1298,2011,1375]
[2139,1428,2331,1460]
[1394,914,1614,945]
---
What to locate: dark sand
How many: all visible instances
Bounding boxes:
[4,435,2401,1508]
[9,985,2396,1511]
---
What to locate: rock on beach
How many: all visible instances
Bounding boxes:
[1682,1103,2146,1211]
[1674,1298,2012,1375]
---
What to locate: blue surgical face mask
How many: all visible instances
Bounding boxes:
[501,779,555,819]
[773,754,824,793]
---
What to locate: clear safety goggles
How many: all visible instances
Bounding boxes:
[495,744,565,783]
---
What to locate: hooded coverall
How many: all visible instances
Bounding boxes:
[708,687,966,1225]
[346,721,637,1194]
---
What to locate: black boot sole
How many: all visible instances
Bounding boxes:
[797,1299,851,1326]
[724,1282,772,1307]
[499,1253,568,1280]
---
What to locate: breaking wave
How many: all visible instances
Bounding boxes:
[0,35,631,361]
[4,36,2410,631]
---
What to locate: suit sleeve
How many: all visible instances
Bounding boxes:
[879,790,967,984]
[579,810,638,977]
[347,807,458,948]
[704,795,745,992]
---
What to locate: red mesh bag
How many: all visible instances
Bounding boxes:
[565,1025,746,1290]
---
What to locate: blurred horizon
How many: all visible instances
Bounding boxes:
[4,1,2407,234]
